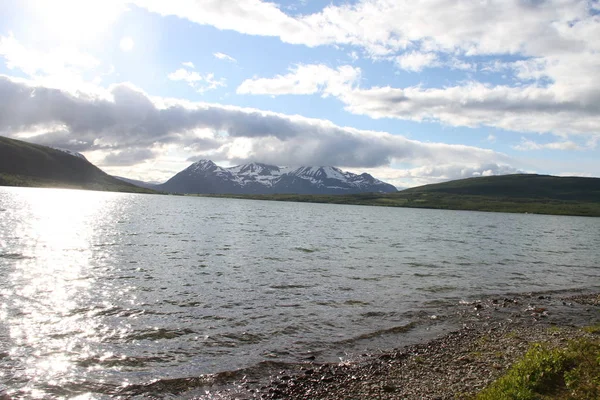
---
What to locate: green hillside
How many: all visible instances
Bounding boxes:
[402,174,600,202]
[203,174,600,217]
[0,136,157,194]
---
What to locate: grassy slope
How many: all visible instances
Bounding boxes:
[476,325,600,400]
[201,174,600,217]
[0,136,157,194]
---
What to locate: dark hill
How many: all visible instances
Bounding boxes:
[0,136,156,193]
[207,174,600,217]
[402,174,600,202]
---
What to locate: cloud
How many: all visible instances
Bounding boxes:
[357,163,521,188]
[0,34,99,77]
[101,148,156,166]
[129,0,309,44]
[239,65,600,136]
[214,52,237,63]
[182,61,195,68]
[129,0,597,58]
[512,138,583,151]
[0,75,513,180]
[395,51,439,72]
[130,0,600,137]
[335,82,600,136]
[237,64,360,96]
[168,68,226,93]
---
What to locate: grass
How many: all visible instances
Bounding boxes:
[476,326,600,400]
[201,191,600,217]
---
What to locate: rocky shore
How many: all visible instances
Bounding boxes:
[202,291,599,400]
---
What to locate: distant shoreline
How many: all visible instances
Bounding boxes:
[199,192,600,217]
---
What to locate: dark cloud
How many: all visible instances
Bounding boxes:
[0,76,510,170]
[26,130,93,152]
[100,148,156,166]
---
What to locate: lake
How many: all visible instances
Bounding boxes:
[0,187,598,398]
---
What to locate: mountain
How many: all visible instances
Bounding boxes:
[0,136,157,193]
[213,173,599,217]
[114,176,163,190]
[157,160,397,195]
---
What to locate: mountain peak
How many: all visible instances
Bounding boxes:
[159,159,397,194]
[234,162,282,176]
[192,159,216,167]
[188,159,219,173]
[292,166,346,181]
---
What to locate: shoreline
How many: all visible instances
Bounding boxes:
[4,291,596,399]
[199,291,599,399]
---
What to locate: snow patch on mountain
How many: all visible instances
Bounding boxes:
[159,160,397,194]
[52,147,87,160]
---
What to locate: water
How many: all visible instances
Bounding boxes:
[0,187,598,398]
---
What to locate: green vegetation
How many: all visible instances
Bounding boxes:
[200,175,600,217]
[476,328,600,400]
[0,136,158,194]
[403,174,600,202]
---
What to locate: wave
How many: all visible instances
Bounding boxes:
[337,322,417,344]
[122,328,196,341]
[118,360,296,397]
[293,247,319,253]
[270,284,315,290]
[0,252,33,260]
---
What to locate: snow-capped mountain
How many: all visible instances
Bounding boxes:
[156,160,397,195]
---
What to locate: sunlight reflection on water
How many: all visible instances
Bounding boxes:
[1,188,128,398]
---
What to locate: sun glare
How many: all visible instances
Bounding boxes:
[4,188,122,390]
[23,0,124,45]
[119,36,134,52]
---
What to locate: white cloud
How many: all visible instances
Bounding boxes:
[129,0,595,58]
[168,68,226,93]
[182,61,195,68]
[395,51,438,72]
[355,163,521,188]
[237,64,361,96]
[240,68,600,136]
[0,34,99,77]
[214,52,237,63]
[0,34,104,93]
[119,36,134,52]
[128,0,309,43]
[129,0,600,139]
[335,82,600,136]
[512,138,583,151]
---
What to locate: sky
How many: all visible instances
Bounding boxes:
[0,0,599,188]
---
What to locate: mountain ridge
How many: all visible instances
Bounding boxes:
[0,136,157,194]
[156,159,398,195]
